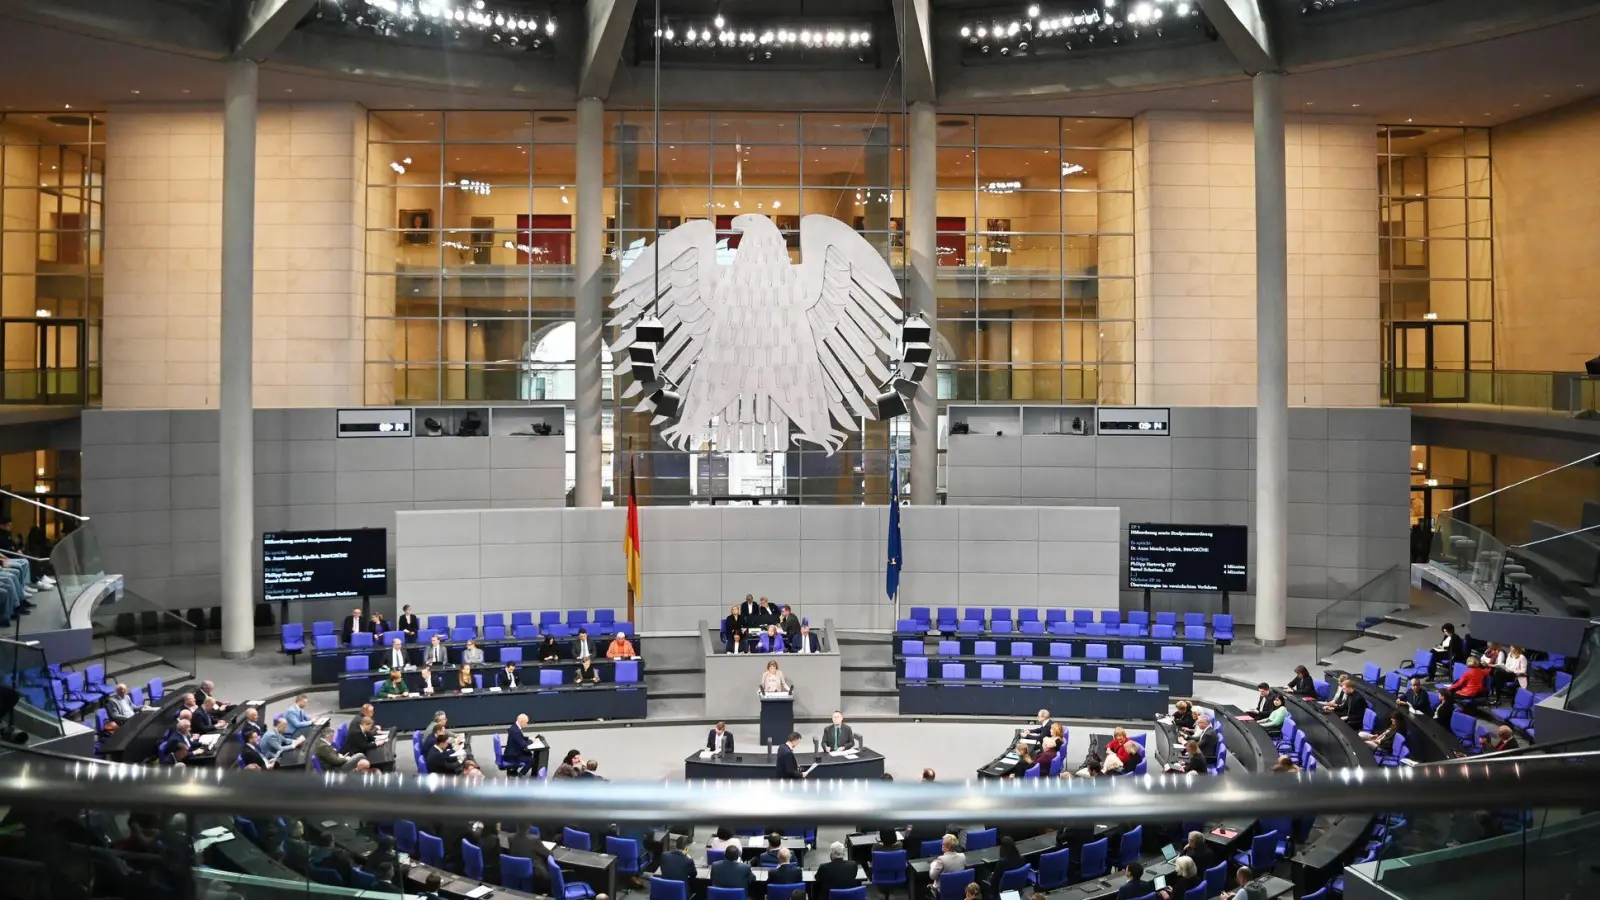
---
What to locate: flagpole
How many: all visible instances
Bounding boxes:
[626,437,636,628]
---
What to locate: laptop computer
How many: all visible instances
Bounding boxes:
[1152,875,1168,892]
[1160,843,1179,861]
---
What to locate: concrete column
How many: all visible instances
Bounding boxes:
[1253,71,1289,647]
[220,59,257,659]
[907,101,938,505]
[573,97,604,507]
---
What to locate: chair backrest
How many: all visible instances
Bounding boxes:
[1043,609,1064,623]
[501,646,523,663]
[567,610,590,626]
[992,608,1013,623]
[596,608,616,625]
[1059,665,1083,682]
[563,826,591,850]
[909,606,931,625]
[394,819,418,853]
[485,625,507,640]
[870,850,908,885]
[998,866,1033,892]
[1049,642,1072,659]
[937,868,975,900]
[710,889,749,900]
[606,835,641,869]
[1183,884,1207,900]
[1020,664,1043,682]
[974,641,996,657]
[901,639,924,656]
[426,615,449,631]
[905,658,929,680]
[1392,733,1409,760]
[938,640,960,656]
[1086,643,1108,659]
[1079,837,1108,878]
[966,827,997,851]
[616,660,640,683]
[1123,644,1146,660]
[1160,646,1183,662]
[936,607,957,625]
[1135,669,1159,686]
[512,611,534,626]
[539,668,564,687]
[1118,623,1140,637]
[1097,667,1122,684]
[345,654,369,672]
[515,624,539,640]
[312,620,335,636]
[942,663,967,680]
[652,877,689,900]
[1037,847,1071,888]
[1084,622,1107,636]
[1183,612,1204,627]
[418,831,445,867]
[957,620,981,635]
[463,839,485,879]
[1252,831,1278,867]
[1155,612,1177,626]
[1184,625,1206,640]
[1020,621,1046,635]
[1450,709,1477,744]
[1213,614,1234,634]
[1117,825,1143,866]
[541,611,562,626]
[1364,661,1382,683]
[1203,861,1227,894]
[1153,624,1175,639]
[1010,641,1034,658]
[963,607,985,622]
[314,634,337,650]
[980,663,1004,681]
[1099,610,1121,625]
[1073,609,1094,624]
[501,855,534,891]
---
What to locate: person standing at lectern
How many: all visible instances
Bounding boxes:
[821,711,855,751]
[759,661,791,695]
[707,721,735,755]
[777,732,805,779]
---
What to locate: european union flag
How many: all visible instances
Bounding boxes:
[887,451,903,601]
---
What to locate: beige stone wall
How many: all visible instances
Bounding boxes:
[103,103,367,408]
[1491,97,1600,372]
[1132,111,1379,406]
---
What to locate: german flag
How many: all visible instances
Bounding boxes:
[624,453,643,622]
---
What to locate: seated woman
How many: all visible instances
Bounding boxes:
[377,669,408,699]
[1259,694,1289,735]
[1271,755,1301,774]
[1435,656,1490,722]
[1106,727,1142,773]
[456,664,475,691]
[1165,739,1207,774]
[761,625,785,653]
[1160,856,1201,900]
[722,605,744,652]
[873,828,902,852]
[1002,742,1036,778]
[729,631,749,654]
[606,632,637,659]
[539,635,561,662]
[1287,665,1316,697]
[1171,699,1197,733]
[1362,710,1404,754]
[758,660,791,695]
[575,657,601,685]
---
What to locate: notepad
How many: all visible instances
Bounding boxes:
[465,886,494,899]
[698,750,714,759]
[803,762,820,776]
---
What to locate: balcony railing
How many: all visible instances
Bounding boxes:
[1385,368,1599,415]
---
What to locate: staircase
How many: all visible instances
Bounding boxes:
[837,630,898,717]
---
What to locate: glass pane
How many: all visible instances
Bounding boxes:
[534,112,580,143]
[1465,157,1490,197]
[934,115,975,146]
[371,110,442,141]
[977,116,1059,146]
[977,191,1059,234]
[1065,118,1132,149]
[712,112,799,143]
[802,113,902,146]
[1466,199,1491,238]
[713,144,801,186]
[445,110,534,141]
[976,147,1059,188]
[1467,239,1492,280]
[1464,128,1490,157]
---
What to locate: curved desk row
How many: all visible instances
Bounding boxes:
[1334,672,1463,764]
[1277,693,1378,894]
[896,632,1214,673]
[683,748,887,780]
[900,679,1169,719]
[337,660,642,709]
[311,636,649,684]
[369,683,647,731]
[102,685,195,763]
[900,657,1195,696]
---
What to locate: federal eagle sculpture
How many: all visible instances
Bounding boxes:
[610,213,913,454]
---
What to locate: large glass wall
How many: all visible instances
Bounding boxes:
[936,116,1136,405]
[1378,125,1492,404]
[0,113,103,404]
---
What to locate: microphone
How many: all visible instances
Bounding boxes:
[813,737,820,756]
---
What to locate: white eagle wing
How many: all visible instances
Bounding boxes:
[797,215,903,430]
[608,220,721,416]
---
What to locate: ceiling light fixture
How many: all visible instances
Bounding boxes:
[333,1,557,49]
[959,0,1203,58]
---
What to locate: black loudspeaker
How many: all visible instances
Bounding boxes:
[902,315,932,345]
[1586,355,1600,376]
[875,389,908,419]
[636,317,666,345]
[893,377,920,398]
[903,341,933,366]
[628,342,658,383]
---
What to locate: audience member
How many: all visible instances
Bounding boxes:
[1160,856,1200,900]
[1034,736,1060,773]
[606,632,637,659]
[1193,715,1219,766]
[554,749,583,779]
[1337,680,1368,730]
[1220,865,1267,900]
[571,628,594,662]
[424,732,462,775]
[105,683,137,723]
[1003,742,1036,778]
[707,828,738,853]
[539,634,562,662]
[397,605,420,641]
[874,828,902,852]
[1399,677,1433,716]
[1287,665,1316,696]
[1170,700,1196,733]
[768,848,802,885]
[926,834,966,895]
[1321,675,1351,715]
[378,670,408,698]
[1271,755,1300,773]
[576,657,602,684]
[1481,724,1520,753]
[1428,624,1463,677]
[1435,655,1490,722]
[991,837,1029,892]
[709,846,753,891]
[1361,711,1404,754]
[658,835,697,883]
[424,634,449,666]
[456,664,475,690]
[461,639,485,666]
[312,735,365,773]
[1178,831,1215,871]
[1495,645,1529,696]
[284,695,314,732]
[1116,861,1151,900]
[1259,694,1289,735]
[1237,683,1274,721]
[815,841,860,896]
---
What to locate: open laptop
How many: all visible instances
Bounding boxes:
[1152,875,1168,892]
[1160,843,1179,861]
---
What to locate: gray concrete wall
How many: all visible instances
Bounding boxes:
[947,407,1413,627]
[79,409,565,621]
[392,505,1123,632]
[702,624,843,721]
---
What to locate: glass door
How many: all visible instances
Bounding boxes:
[1390,320,1468,403]
[1,318,86,403]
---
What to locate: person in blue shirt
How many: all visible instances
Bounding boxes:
[283,695,314,733]
[260,717,299,761]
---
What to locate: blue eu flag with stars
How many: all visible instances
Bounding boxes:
[887,451,903,601]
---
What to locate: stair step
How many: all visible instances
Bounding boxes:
[1362,624,1412,642]
[1379,615,1429,631]
[644,672,704,698]
[1346,634,1400,654]
[102,648,167,675]
[128,665,194,692]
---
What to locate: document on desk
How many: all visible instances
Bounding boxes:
[489,687,502,693]
[313,716,329,726]
[198,733,222,749]
[827,749,859,759]
[803,762,820,776]
[698,750,714,760]
[464,886,494,899]
[193,832,235,853]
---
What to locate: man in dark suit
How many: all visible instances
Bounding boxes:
[239,706,264,740]
[1027,708,1056,742]
[1116,861,1152,900]
[570,628,593,662]
[371,863,403,896]
[1339,681,1368,731]
[344,716,379,757]
[740,594,761,621]
[426,732,464,775]
[778,605,801,650]
[192,697,219,734]
[776,732,805,779]
[658,835,697,883]
[507,823,544,863]
[768,848,801,885]
[709,845,754,892]
[821,711,856,751]
[706,721,735,755]
[1400,677,1434,716]
[423,634,450,667]
[756,834,784,867]
[813,842,860,897]
[397,605,421,641]
[384,638,409,671]
[1194,714,1219,766]
[794,625,822,654]
[1238,683,1273,721]
[755,597,776,627]
[504,714,535,776]
[342,607,367,645]
[193,680,229,713]
[239,729,271,769]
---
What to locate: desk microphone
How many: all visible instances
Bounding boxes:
[813,737,821,757]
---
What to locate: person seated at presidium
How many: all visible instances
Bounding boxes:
[606,632,637,659]
[423,633,449,667]
[461,639,485,666]
[500,662,520,690]
[378,670,408,699]
[728,630,750,654]
[759,660,791,695]
[723,605,744,651]
[575,657,601,685]
[778,604,801,647]
[539,634,562,662]
[794,624,821,654]
[456,664,475,691]
[762,624,785,653]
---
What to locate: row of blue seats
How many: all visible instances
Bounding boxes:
[394,819,620,897]
[898,608,1232,641]
[904,658,1167,687]
[905,640,1189,663]
[282,610,634,656]
[356,658,642,684]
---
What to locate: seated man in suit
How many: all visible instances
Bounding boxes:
[383,637,409,671]
[1193,715,1219,766]
[821,710,856,751]
[1399,676,1434,717]
[756,833,784,867]
[767,848,802,885]
[397,605,420,641]
[794,625,822,654]
[260,716,301,762]
[370,862,403,896]
[283,695,315,733]
[239,728,274,769]
[503,713,535,776]
[193,680,231,714]
[813,841,860,898]
[238,706,264,740]
[1338,680,1369,731]
[1116,861,1152,900]
[708,845,754,893]
[312,735,366,773]
[571,628,594,662]
[344,716,380,757]
[1027,708,1055,742]
[425,731,464,775]
[658,835,698,884]
[422,634,450,667]
[500,662,521,690]
[706,721,735,755]
[778,605,802,650]
[341,607,367,645]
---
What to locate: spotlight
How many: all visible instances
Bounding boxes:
[649,387,682,418]
[874,388,908,420]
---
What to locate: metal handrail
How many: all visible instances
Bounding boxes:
[0,486,87,521]
[1,744,1598,825]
